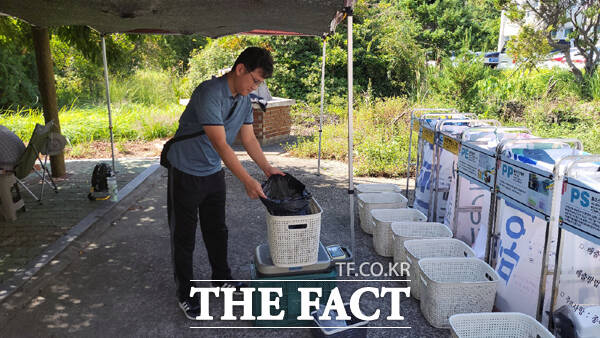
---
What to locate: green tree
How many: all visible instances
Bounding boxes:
[185,0,425,101]
[506,24,552,72]
[1,16,208,108]
[0,17,39,108]
[498,0,600,82]
[400,0,501,54]
[266,0,426,100]
[161,35,209,72]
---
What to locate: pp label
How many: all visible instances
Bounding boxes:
[496,162,553,216]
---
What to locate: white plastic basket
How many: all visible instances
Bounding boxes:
[419,257,499,328]
[391,222,453,267]
[357,192,408,234]
[267,198,322,267]
[449,312,554,338]
[371,209,427,257]
[355,183,402,194]
[404,238,475,300]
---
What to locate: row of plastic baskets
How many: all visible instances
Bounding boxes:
[357,192,408,234]
[419,257,499,328]
[449,312,554,338]
[391,222,453,267]
[355,183,405,235]
[371,209,427,257]
[404,238,475,300]
[266,198,322,267]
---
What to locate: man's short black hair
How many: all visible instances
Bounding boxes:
[233,47,273,79]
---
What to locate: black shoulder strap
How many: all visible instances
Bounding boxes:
[170,129,205,143]
[169,100,239,144]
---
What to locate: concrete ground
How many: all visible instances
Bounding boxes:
[0,159,155,285]
[0,147,448,337]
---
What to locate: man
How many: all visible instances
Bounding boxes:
[166,47,283,320]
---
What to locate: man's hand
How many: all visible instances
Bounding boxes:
[264,165,285,178]
[243,177,267,199]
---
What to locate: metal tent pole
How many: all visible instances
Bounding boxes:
[101,34,117,174]
[317,36,327,176]
[347,8,355,260]
[406,110,414,196]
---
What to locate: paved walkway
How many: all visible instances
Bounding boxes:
[0,159,155,285]
[0,150,447,337]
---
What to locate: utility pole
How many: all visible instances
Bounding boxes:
[32,26,66,177]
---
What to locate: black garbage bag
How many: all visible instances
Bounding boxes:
[260,173,312,216]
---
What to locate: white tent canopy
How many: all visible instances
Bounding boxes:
[1,0,357,256]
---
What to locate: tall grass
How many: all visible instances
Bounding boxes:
[585,70,600,101]
[287,96,416,177]
[109,69,183,106]
[2,68,184,147]
[55,68,183,108]
[0,103,181,145]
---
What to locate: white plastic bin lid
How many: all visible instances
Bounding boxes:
[371,208,427,223]
[356,192,407,204]
[355,183,402,193]
[391,222,453,238]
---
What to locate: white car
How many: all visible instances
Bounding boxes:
[542,47,592,69]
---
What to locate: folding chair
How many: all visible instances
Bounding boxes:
[13,121,66,203]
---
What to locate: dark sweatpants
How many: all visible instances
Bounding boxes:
[167,166,232,302]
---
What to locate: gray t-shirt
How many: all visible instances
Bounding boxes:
[167,76,253,176]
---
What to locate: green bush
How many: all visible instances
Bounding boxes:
[427,52,491,112]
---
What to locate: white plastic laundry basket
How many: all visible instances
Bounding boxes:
[449,312,554,338]
[355,183,402,194]
[419,257,499,328]
[267,198,322,267]
[357,192,408,234]
[403,238,475,300]
[391,222,453,267]
[371,209,427,257]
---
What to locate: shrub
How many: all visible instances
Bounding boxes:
[428,52,491,112]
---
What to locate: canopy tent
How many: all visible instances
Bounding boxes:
[0,1,343,37]
[1,0,358,256]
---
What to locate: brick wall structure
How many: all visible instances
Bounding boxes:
[236,98,295,146]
